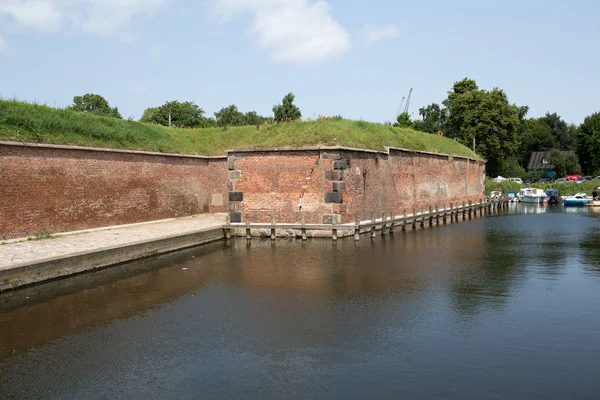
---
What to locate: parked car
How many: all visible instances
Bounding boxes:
[555,178,568,184]
[584,176,593,181]
[492,176,508,182]
[524,178,538,185]
[540,178,552,183]
[565,174,582,181]
[508,178,523,184]
[596,176,600,181]
[575,177,585,184]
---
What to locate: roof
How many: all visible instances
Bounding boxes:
[527,151,575,170]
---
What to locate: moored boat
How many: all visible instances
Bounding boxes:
[545,189,562,205]
[517,188,546,203]
[562,193,590,207]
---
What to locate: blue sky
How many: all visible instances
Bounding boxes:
[0,0,598,124]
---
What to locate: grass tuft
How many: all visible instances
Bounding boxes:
[27,232,56,241]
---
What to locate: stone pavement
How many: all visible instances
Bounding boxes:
[0,214,227,270]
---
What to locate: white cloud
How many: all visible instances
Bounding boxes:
[360,24,401,44]
[212,0,351,65]
[0,0,169,45]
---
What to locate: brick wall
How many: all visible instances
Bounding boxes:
[0,143,227,240]
[228,149,486,224]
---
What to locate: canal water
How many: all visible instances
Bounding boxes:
[1,206,600,399]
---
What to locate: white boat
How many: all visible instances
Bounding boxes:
[562,193,590,207]
[517,188,546,203]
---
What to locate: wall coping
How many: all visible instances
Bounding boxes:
[226,145,484,162]
[0,141,227,160]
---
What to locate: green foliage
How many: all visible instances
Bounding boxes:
[140,107,158,123]
[27,232,55,241]
[519,119,555,166]
[486,178,599,196]
[539,112,577,151]
[549,149,581,176]
[443,78,521,177]
[68,93,122,119]
[152,101,207,128]
[393,112,412,128]
[273,93,301,123]
[500,158,527,179]
[412,103,447,134]
[215,104,245,127]
[0,99,480,159]
[577,112,600,174]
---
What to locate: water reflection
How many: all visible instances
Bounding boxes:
[1,207,600,399]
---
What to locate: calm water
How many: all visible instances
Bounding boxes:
[1,206,600,399]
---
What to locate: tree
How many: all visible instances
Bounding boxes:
[550,149,581,177]
[273,93,301,122]
[577,112,600,174]
[244,111,265,126]
[68,93,122,119]
[412,103,447,134]
[518,119,555,166]
[443,78,521,177]
[500,158,527,179]
[214,105,245,127]
[539,112,576,151]
[152,101,206,128]
[393,112,412,128]
[140,107,158,123]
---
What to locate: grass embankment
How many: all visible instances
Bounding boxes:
[486,179,600,196]
[0,100,480,159]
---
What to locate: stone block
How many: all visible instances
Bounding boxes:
[229,212,242,223]
[228,170,242,180]
[331,204,347,213]
[229,192,243,202]
[333,160,348,170]
[228,181,234,192]
[332,181,346,192]
[324,191,343,203]
[321,152,341,160]
[210,193,224,207]
[227,158,237,170]
[322,214,342,224]
[325,171,343,181]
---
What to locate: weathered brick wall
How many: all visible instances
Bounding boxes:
[0,143,227,240]
[228,149,485,224]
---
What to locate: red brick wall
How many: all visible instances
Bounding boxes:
[0,144,227,240]
[228,149,486,224]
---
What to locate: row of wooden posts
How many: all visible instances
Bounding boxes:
[224,198,509,241]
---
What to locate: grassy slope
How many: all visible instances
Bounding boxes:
[0,99,480,159]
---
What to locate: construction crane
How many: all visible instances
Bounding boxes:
[403,87,413,115]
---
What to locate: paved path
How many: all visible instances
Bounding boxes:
[0,214,226,270]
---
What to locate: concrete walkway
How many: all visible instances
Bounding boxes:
[0,214,226,270]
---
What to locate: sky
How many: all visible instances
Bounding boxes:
[0,0,598,124]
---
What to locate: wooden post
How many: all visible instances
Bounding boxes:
[270,215,276,240]
[389,211,395,234]
[381,212,387,236]
[462,201,466,219]
[332,223,338,241]
[435,205,440,225]
[443,204,447,224]
[402,209,407,231]
[225,214,231,240]
[371,213,377,238]
[413,208,417,230]
[450,203,454,222]
[301,214,307,241]
[246,214,251,240]
[354,217,360,241]
[468,200,472,218]
[428,206,434,227]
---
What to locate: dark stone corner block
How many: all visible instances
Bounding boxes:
[332,181,346,192]
[325,170,344,181]
[229,192,243,202]
[324,192,343,203]
[229,212,242,223]
[322,214,342,224]
[333,160,348,170]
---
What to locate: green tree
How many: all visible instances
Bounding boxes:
[68,93,122,119]
[273,93,301,123]
[244,111,265,126]
[577,112,600,174]
[140,107,158,123]
[539,112,576,151]
[519,118,555,166]
[393,112,412,128]
[152,101,205,128]
[500,158,527,179]
[550,149,581,177]
[215,105,245,127]
[443,78,521,177]
[412,103,447,134]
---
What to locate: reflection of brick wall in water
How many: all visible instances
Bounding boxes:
[228,149,486,224]
[0,143,228,240]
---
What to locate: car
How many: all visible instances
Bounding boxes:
[565,174,582,181]
[575,177,585,184]
[555,178,568,184]
[492,176,508,182]
[596,176,600,181]
[584,176,593,181]
[508,178,523,184]
[540,178,552,183]
[524,178,538,185]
